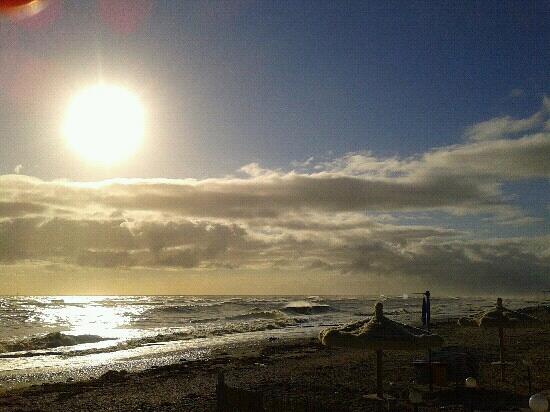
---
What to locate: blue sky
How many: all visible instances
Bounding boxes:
[1,1,547,179]
[0,1,548,295]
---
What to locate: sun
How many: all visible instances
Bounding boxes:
[63,84,145,165]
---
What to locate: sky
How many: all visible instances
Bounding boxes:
[0,1,548,296]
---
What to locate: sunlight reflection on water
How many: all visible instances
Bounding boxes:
[0,295,545,389]
[35,296,143,338]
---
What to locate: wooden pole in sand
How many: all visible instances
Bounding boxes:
[216,371,226,411]
[376,349,384,399]
[494,298,506,381]
[425,291,433,392]
[498,326,505,380]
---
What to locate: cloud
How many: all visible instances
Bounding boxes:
[0,216,250,268]
[463,97,549,141]
[0,168,521,219]
[335,237,550,294]
[155,248,201,268]
[1,106,548,222]
[414,132,550,181]
[0,104,548,293]
[0,201,45,218]
[0,217,134,262]
[308,259,334,271]
[76,250,133,268]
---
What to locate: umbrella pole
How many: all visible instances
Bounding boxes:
[498,327,505,380]
[376,349,384,399]
[428,348,433,391]
[423,290,433,392]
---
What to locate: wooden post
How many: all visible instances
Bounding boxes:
[425,291,433,392]
[428,349,433,391]
[216,371,225,412]
[376,349,384,399]
[498,327,505,380]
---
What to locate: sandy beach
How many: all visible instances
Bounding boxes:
[0,305,548,411]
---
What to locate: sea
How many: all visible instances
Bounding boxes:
[0,295,545,389]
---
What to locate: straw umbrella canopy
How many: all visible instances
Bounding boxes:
[458,297,541,379]
[320,302,444,400]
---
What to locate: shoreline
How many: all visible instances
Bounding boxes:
[0,327,320,391]
[0,306,548,411]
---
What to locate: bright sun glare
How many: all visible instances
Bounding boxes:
[63,84,145,164]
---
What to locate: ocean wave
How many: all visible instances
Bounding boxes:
[150,303,225,313]
[70,317,306,357]
[145,299,277,315]
[226,310,287,321]
[154,305,198,313]
[149,317,304,343]
[207,317,305,336]
[189,316,221,323]
[167,309,290,323]
[0,332,112,354]
[282,301,334,315]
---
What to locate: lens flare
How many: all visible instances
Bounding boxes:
[0,0,47,18]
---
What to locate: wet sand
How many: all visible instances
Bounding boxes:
[0,306,548,411]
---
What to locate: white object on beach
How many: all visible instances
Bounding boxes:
[530,393,549,412]
[465,377,477,388]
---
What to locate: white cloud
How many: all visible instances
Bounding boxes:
[463,97,549,141]
[0,104,548,292]
[414,132,550,181]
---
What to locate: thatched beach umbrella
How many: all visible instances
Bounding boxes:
[320,302,444,400]
[458,297,541,380]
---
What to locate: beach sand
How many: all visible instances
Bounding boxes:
[0,306,548,411]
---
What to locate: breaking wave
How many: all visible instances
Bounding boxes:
[151,303,224,314]
[226,310,287,321]
[72,316,306,357]
[282,301,334,315]
[0,332,112,355]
